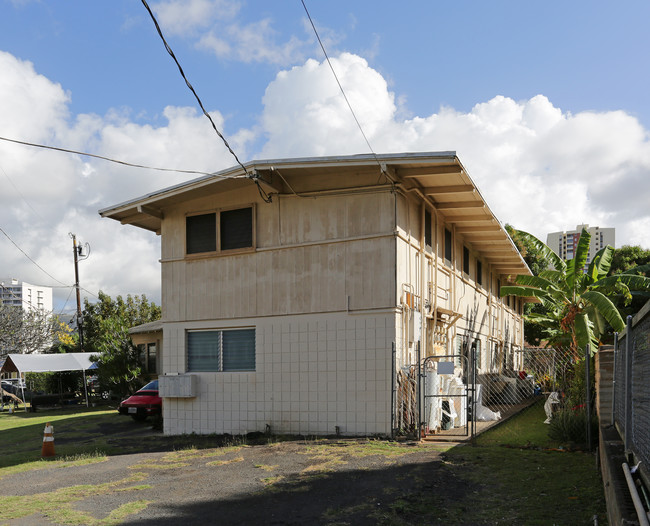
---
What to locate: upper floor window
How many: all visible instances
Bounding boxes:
[463,246,470,275]
[476,259,483,286]
[424,209,432,249]
[186,213,216,254]
[186,206,254,255]
[444,228,452,264]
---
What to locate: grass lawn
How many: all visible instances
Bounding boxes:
[0,400,608,525]
[375,400,608,525]
[0,406,120,469]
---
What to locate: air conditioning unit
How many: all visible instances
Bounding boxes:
[159,374,198,398]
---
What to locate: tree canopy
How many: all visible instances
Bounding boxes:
[609,245,650,275]
[84,292,161,396]
[0,304,60,357]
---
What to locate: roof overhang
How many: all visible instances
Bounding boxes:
[99,152,531,277]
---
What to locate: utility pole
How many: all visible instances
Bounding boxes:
[70,233,85,352]
[70,233,91,408]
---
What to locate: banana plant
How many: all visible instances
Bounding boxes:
[501,228,650,356]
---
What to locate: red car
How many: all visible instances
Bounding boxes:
[118,380,162,421]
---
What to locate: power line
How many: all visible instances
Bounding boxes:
[0,135,226,178]
[140,1,247,175]
[0,226,71,287]
[57,286,76,316]
[139,0,273,203]
[300,0,394,186]
[0,162,46,222]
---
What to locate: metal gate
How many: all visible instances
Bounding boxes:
[392,342,478,439]
[421,352,475,438]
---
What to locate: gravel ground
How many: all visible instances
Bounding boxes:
[1,436,467,525]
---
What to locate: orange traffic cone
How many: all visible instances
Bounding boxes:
[41,422,55,458]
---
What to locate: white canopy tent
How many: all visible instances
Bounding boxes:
[1,353,97,408]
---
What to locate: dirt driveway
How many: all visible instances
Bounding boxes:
[1,436,468,525]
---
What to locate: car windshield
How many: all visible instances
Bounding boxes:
[138,380,158,392]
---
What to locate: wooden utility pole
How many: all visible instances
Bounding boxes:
[70,233,84,352]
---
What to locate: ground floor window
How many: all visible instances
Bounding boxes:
[187,328,255,372]
[137,343,157,374]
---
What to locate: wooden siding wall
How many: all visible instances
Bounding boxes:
[161,188,397,323]
[393,190,525,369]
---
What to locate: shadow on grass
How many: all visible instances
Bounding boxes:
[0,401,607,526]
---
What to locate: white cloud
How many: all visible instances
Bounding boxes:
[257,55,650,249]
[260,53,395,157]
[0,51,245,310]
[3,48,650,313]
[152,0,313,66]
[152,0,240,35]
[198,19,309,64]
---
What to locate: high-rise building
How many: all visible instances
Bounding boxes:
[0,278,53,313]
[546,224,615,264]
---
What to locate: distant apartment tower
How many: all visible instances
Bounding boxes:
[546,225,615,264]
[0,278,53,313]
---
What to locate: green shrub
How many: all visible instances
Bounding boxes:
[548,407,598,446]
[565,356,595,409]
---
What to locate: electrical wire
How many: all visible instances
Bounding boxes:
[0,226,71,287]
[0,162,46,222]
[300,0,395,186]
[57,286,76,316]
[140,2,251,176]
[0,135,228,178]
[140,1,273,203]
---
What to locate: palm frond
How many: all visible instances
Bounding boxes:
[539,269,565,284]
[573,228,592,276]
[588,245,615,282]
[582,290,625,332]
[514,274,563,294]
[574,312,598,355]
[500,285,553,306]
[622,263,650,276]
[566,257,577,293]
[514,230,566,272]
[597,274,650,293]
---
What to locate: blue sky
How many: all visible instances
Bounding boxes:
[4,1,649,133]
[1,0,650,309]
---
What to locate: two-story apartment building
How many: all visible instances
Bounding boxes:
[100,152,529,436]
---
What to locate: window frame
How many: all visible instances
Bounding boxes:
[463,246,470,275]
[424,208,432,250]
[186,328,256,372]
[444,228,452,265]
[185,204,256,257]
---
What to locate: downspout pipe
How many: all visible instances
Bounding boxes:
[622,463,650,526]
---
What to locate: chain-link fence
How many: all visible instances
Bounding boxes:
[614,309,650,488]
[392,344,579,439]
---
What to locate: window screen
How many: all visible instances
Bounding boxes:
[222,330,256,371]
[186,213,216,254]
[187,329,255,372]
[444,228,452,263]
[221,207,253,250]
